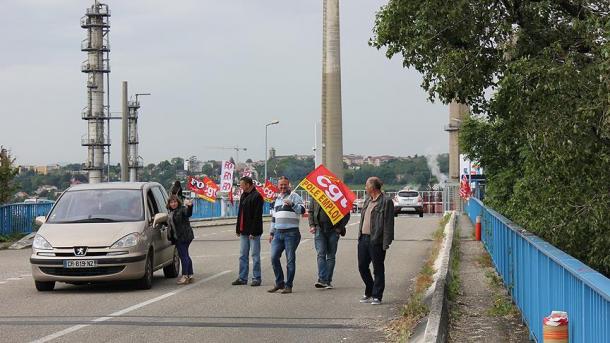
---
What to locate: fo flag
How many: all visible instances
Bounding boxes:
[298,165,355,225]
[459,175,471,200]
[254,180,278,203]
[187,176,219,203]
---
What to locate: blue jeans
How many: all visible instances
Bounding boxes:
[176,240,193,276]
[315,228,340,284]
[238,234,261,282]
[270,229,301,288]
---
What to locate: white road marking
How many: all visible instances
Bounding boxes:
[346,222,359,227]
[29,270,232,343]
[0,282,6,284]
[6,277,22,281]
[20,274,32,278]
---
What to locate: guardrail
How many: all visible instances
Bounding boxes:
[0,202,55,235]
[180,198,272,219]
[465,197,610,343]
[0,199,272,235]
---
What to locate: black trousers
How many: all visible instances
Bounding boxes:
[357,235,386,300]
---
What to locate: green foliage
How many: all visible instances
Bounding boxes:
[372,0,610,275]
[266,157,315,183]
[344,155,443,189]
[0,147,18,204]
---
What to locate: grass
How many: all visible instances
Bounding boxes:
[484,268,520,317]
[447,218,462,303]
[0,232,27,243]
[386,213,450,342]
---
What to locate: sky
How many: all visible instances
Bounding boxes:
[0,0,449,166]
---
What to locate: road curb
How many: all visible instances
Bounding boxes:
[409,211,456,343]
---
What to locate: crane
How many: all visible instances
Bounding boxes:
[204,145,248,166]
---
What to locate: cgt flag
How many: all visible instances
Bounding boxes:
[298,165,355,225]
[253,179,278,203]
[187,176,219,203]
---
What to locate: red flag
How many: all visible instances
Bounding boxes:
[228,185,234,205]
[298,164,355,225]
[187,176,219,203]
[460,175,471,200]
[253,179,278,203]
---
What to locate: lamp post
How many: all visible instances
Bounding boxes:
[264,120,280,182]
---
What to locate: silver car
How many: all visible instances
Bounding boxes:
[30,182,179,291]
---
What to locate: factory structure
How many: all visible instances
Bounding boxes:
[80,0,144,183]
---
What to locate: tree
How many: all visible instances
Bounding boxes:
[372,1,610,276]
[0,147,18,204]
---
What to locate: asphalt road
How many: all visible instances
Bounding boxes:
[0,214,441,343]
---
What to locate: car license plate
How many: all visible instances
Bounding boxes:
[401,207,413,212]
[64,260,97,268]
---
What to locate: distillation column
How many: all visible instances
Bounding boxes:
[80,0,111,183]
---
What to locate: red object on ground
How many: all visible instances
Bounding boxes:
[475,216,481,241]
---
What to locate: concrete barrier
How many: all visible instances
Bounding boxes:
[409,211,457,343]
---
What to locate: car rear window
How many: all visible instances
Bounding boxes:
[47,189,144,223]
[398,191,419,198]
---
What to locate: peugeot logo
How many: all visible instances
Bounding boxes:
[74,247,88,256]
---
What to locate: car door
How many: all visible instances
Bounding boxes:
[145,188,165,269]
[151,186,173,264]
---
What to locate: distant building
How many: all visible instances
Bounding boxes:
[18,164,61,175]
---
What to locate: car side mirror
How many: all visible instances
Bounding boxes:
[153,213,168,228]
[35,216,46,226]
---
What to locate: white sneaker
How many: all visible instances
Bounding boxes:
[371,298,382,305]
[359,295,372,303]
[325,283,334,289]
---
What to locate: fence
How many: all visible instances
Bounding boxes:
[465,197,610,343]
[191,198,271,219]
[0,202,55,235]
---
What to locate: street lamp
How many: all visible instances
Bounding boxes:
[264,120,280,182]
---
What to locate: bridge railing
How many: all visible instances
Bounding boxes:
[191,198,271,219]
[466,197,610,343]
[0,202,55,235]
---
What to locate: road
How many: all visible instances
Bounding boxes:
[0,214,440,343]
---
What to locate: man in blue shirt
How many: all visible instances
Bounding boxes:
[267,176,305,294]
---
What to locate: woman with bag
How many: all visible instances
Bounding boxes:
[166,195,194,284]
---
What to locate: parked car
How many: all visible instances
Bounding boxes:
[393,190,424,217]
[30,182,179,292]
[352,198,365,213]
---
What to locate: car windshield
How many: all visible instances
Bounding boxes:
[398,191,419,198]
[47,189,144,223]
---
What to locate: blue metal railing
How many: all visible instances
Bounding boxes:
[191,198,271,219]
[0,199,273,235]
[465,197,610,343]
[0,202,55,235]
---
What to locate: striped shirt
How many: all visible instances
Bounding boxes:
[270,191,305,234]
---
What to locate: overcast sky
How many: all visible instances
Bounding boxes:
[0,0,449,166]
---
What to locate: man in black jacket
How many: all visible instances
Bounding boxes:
[232,176,264,286]
[308,200,350,289]
[358,177,394,305]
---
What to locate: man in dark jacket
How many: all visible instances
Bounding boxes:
[358,177,394,305]
[232,176,264,286]
[308,200,350,289]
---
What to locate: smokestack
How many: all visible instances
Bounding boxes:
[321,0,344,179]
[447,101,469,182]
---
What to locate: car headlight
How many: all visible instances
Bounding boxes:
[111,233,140,249]
[33,234,53,250]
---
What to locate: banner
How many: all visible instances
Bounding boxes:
[459,174,471,200]
[220,160,235,192]
[253,179,278,203]
[298,164,355,225]
[187,176,219,203]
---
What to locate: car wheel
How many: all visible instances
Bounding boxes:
[419,212,424,218]
[135,252,153,290]
[35,280,55,292]
[163,247,180,278]
[394,212,398,217]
